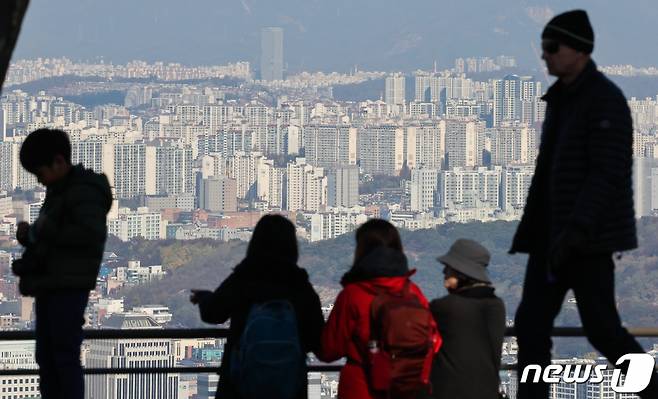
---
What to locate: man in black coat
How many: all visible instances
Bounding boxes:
[12,129,113,399]
[510,10,658,398]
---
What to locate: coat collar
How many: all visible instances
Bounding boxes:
[542,59,597,103]
[452,285,496,298]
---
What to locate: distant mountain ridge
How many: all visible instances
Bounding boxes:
[12,0,658,73]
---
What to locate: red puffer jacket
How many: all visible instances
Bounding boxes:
[319,264,441,399]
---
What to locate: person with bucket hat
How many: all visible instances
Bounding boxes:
[510,9,658,398]
[421,239,506,399]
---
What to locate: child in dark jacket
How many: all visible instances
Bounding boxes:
[13,129,113,399]
[190,215,324,399]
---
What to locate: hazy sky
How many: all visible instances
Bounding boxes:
[11,0,658,73]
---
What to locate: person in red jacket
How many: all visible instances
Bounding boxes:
[319,219,441,399]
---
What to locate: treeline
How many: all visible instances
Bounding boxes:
[114,219,658,355]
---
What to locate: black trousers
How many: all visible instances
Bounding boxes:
[515,253,658,398]
[35,291,89,399]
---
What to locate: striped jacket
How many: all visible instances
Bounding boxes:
[510,60,637,255]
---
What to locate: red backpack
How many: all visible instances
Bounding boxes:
[366,281,439,398]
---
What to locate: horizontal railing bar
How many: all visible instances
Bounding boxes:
[0,328,228,341]
[2,327,658,341]
[0,327,653,376]
[0,365,344,376]
[2,364,613,375]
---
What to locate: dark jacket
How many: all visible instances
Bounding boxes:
[13,164,113,295]
[319,248,441,399]
[196,256,324,399]
[510,60,636,255]
[424,286,505,399]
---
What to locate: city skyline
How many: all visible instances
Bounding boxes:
[10,1,658,72]
[1,3,658,397]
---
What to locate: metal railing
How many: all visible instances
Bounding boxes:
[0,327,657,375]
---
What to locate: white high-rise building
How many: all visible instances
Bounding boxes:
[112,143,156,199]
[0,341,40,399]
[410,169,440,212]
[501,164,535,216]
[261,27,284,81]
[438,167,501,210]
[0,141,18,192]
[202,105,234,134]
[493,75,542,126]
[244,104,270,127]
[358,125,405,176]
[489,123,538,166]
[0,195,12,218]
[0,140,39,192]
[251,124,287,156]
[286,124,302,155]
[405,122,446,170]
[445,118,486,168]
[628,96,658,131]
[257,159,285,208]
[71,140,115,178]
[408,101,438,118]
[199,153,225,179]
[385,73,406,107]
[286,158,326,212]
[226,151,266,199]
[303,125,357,168]
[24,200,44,224]
[174,105,202,125]
[310,209,368,242]
[327,166,359,208]
[414,72,433,102]
[85,314,179,399]
[108,207,163,241]
[493,75,519,127]
[633,157,658,217]
[445,99,484,118]
[154,144,194,196]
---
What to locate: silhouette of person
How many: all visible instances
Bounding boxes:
[13,129,113,399]
[190,214,324,399]
[318,219,440,399]
[509,10,658,398]
[423,239,506,399]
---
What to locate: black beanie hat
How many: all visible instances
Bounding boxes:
[542,10,594,54]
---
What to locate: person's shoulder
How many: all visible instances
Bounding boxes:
[490,295,507,311]
[69,167,112,197]
[429,295,459,311]
[591,69,626,100]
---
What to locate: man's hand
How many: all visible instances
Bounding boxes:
[16,222,30,246]
[34,214,48,233]
[548,228,587,281]
[190,289,211,305]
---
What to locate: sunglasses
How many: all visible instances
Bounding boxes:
[542,40,560,54]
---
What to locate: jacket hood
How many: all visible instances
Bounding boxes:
[340,246,410,286]
[69,164,113,212]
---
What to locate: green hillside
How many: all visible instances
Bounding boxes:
[108,219,658,356]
